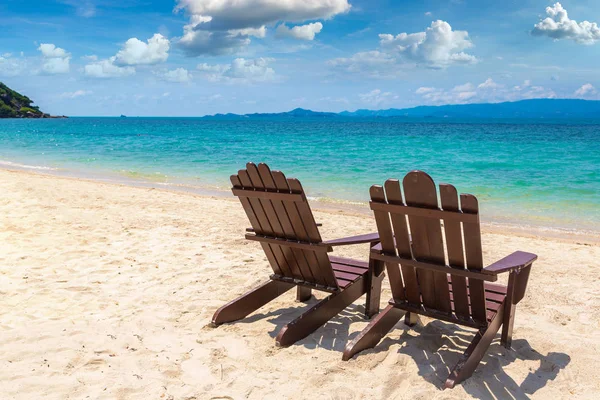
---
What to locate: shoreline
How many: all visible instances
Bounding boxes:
[2,165,598,245]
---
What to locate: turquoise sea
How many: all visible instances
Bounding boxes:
[0,117,598,233]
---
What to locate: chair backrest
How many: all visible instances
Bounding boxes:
[370,170,489,326]
[231,162,339,291]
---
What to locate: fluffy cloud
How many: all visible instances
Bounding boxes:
[114,34,170,66]
[38,43,68,58]
[158,68,192,83]
[38,43,71,74]
[84,57,136,78]
[175,0,350,30]
[60,90,93,99]
[196,57,278,83]
[359,89,398,106]
[0,55,28,77]
[415,87,436,95]
[276,22,323,40]
[415,78,556,105]
[379,20,477,68]
[532,2,600,44]
[574,83,597,97]
[327,51,399,79]
[478,78,502,89]
[328,20,476,78]
[178,16,251,56]
[175,0,350,56]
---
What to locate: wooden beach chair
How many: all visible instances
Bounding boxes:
[212,162,384,347]
[343,171,537,389]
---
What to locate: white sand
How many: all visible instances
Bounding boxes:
[1,169,599,399]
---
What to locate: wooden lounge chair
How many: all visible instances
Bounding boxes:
[343,171,537,389]
[212,162,384,347]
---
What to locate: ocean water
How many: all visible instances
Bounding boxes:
[0,117,598,233]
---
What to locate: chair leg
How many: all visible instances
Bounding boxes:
[445,306,504,389]
[276,277,366,347]
[365,259,385,319]
[343,304,404,361]
[296,286,312,302]
[501,272,517,349]
[212,280,295,326]
[405,312,418,327]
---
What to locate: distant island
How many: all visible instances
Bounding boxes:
[0,82,66,119]
[201,99,600,120]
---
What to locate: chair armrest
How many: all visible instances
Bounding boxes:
[323,232,380,247]
[246,223,322,233]
[482,251,537,275]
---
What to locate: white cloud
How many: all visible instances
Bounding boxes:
[532,2,600,44]
[82,55,98,61]
[59,0,96,17]
[196,57,278,83]
[416,87,436,95]
[379,20,477,68]
[425,12,432,17]
[329,20,477,78]
[230,26,267,38]
[452,82,474,92]
[38,43,68,58]
[478,78,502,89]
[415,78,556,104]
[114,34,170,66]
[327,51,399,79]
[0,55,28,77]
[60,90,93,99]
[175,0,350,30]
[158,68,192,83]
[178,15,251,56]
[84,57,136,78]
[276,22,323,41]
[359,89,397,106]
[175,0,350,56]
[513,79,531,91]
[38,43,71,74]
[574,83,597,97]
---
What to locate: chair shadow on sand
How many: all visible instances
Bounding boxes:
[236,306,570,398]
[235,295,371,352]
[350,317,570,399]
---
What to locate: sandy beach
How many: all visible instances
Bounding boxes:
[1,168,599,399]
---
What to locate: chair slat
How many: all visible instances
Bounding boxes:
[403,171,451,312]
[440,183,471,320]
[384,179,420,304]
[287,178,338,288]
[370,185,406,302]
[258,163,317,283]
[370,202,478,223]
[238,169,294,278]
[271,171,337,288]
[252,163,313,280]
[460,194,487,324]
[231,174,283,276]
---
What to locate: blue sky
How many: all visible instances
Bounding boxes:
[1,0,600,116]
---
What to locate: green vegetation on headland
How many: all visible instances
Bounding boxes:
[0,82,66,119]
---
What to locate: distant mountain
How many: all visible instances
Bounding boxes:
[201,108,338,120]
[201,99,600,120]
[340,99,600,119]
[0,82,65,118]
